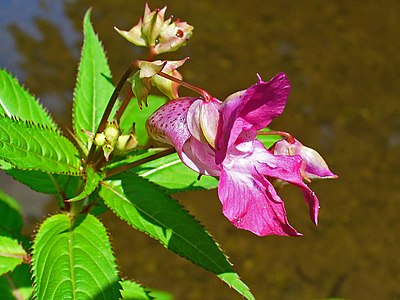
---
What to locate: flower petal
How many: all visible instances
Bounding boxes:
[181,137,221,176]
[218,168,301,236]
[252,140,320,225]
[273,138,338,180]
[216,73,290,163]
[146,97,196,153]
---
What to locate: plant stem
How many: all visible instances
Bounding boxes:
[105,147,176,178]
[156,71,213,102]
[87,61,138,164]
[114,89,133,123]
[258,130,295,143]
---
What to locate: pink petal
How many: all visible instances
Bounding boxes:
[180,137,221,176]
[146,97,196,153]
[273,138,338,180]
[216,73,290,164]
[218,168,301,237]
[252,140,320,225]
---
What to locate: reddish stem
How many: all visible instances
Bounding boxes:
[258,130,295,143]
[156,71,213,102]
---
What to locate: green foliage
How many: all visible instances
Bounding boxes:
[0,264,33,300]
[6,169,81,197]
[0,188,23,233]
[0,69,57,131]
[120,280,173,300]
[73,9,115,149]
[32,214,121,299]
[0,116,81,174]
[67,166,104,202]
[134,152,218,193]
[0,230,27,276]
[100,174,254,299]
[257,131,281,148]
[119,95,166,145]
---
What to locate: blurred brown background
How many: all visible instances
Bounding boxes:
[1,0,399,299]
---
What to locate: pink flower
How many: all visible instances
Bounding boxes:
[146,73,337,236]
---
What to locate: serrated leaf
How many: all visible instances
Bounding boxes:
[134,152,218,193]
[0,189,23,233]
[99,174,254,299]
[68,166,104,202]
[32,213,120,300]
[0,116,81,174]
[0,264,33,300]
[0,231,27,276]
[6,169,81,197]
[120,280,173,300]
[0,69,57,131]
[119,95,167,145]
[119,280,150,300]
[73,9,115,148]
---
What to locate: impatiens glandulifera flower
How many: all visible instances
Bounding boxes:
[115,4,193,55]
[147,73,337,237]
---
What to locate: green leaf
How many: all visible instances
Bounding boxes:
[0,264,33,300]
[100,174,254,299]
[73,9,115,148]
[6,169,81,197]
[134,152,218,193]
[119,280,150,300]
[257,129,281,148]
[32,213,120,299]
[120,280,173,300]
[0,116,81,174]
[0,69,57,131]
[119,95,167,145]
[0,231,27,276]
[68,166,104,202]
[0,189,23,233]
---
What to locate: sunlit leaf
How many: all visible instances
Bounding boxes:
[0,231,27,276]
[0,116,81,174]
[119,95,167,145]
[134,152,218,193]
[257,129,281,148]
[67,166,104,202]
[32,213,121,299]
[0,69,57,131]
[120,280,173,300]
[100,174,254,299]
[73,9,114,148]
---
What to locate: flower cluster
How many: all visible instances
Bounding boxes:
[116,4,337,236]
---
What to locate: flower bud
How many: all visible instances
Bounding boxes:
[115,4,193,55]
[272,138,337,181]
[115,133,138,155]
[103,122,121,145]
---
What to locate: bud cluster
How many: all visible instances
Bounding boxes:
[93,122,138,161]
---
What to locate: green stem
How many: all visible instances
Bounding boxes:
[87,61,138,164]
[105,147,176,178]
